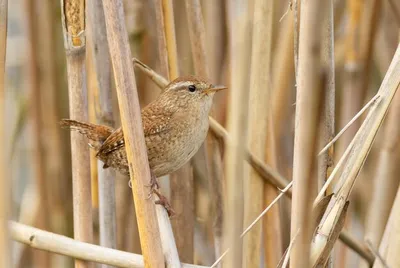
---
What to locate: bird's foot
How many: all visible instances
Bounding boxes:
[152,189,175,217]
[145,173,160,190]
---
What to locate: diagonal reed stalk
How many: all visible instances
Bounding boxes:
[0,0,10,267]
[9,221,207,268]
[311,43,400,267]
[60,1,93,268]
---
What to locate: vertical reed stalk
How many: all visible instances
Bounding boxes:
[161,0,194,262]
[26,0,51,266]
[153,0,169,78]
[0,0,9,267]
[223,2,251,267]
[101,0,165,267]
[244,0,280,267]
[60,1,93,267]
[87,0,116,261]
[318,0,335,191]
[289,0,325,267]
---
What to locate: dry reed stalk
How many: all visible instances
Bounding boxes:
[184,0,225,263]
[318,0,335,191]
[203,0,226,257]
[87,0,116,260]
[132,58,375,264]
[244,0,280,267]
[0,0,9,267]
[373,184,400,267]
[365,87,400,248]
[289,0,325,267]
[162,0,179,79]
[223,2,251,267]
[101,0,166,267]
[61,1,93,268]
[9,221,207,268]
[38,0,71,237]
[153,0,169,78]
[311,43,400,267]
[26,0,52,266]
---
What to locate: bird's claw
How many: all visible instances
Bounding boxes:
[152,189,175,217]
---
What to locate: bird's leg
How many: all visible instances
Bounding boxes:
[152,189,175,217]
[145,172,160,190]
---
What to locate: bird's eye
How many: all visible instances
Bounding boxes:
[188,85,196,92]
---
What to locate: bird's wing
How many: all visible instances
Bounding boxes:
[96,105,179,157]
[96,128,124,157]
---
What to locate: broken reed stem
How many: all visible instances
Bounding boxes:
[289,0,325,267]
[223,4,251,267]
[245,0,279,267]
[132,58,375,264]
[0,0,10,266]
[87,0,116,261]
[9,221,207,268]
[101,0,165,267]
[60,2,93,268]
[311,43,400,267]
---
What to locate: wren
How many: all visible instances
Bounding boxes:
[60,75,226,216]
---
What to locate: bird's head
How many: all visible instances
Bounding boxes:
[163,75,226,102]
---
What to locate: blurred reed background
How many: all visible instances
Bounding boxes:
[1,0,400,267]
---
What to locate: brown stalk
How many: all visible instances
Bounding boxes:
[373,185,400,267]
[223,4,251,268]
[0,0,10,266]
[87,0,116,261]
[289,0,325,267]
[26,0,52,266]
[60,1,93,268]
[244,0,281,267]
[9,221,207,268]
[153,0,169,78]
[318,0,335,191]
[101,0,166,267]
[162,0,179,79]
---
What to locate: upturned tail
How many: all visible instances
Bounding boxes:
[60,119,114,150]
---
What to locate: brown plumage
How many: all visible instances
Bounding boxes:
[60,76,226,180]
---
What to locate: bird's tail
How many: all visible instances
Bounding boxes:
[60,119,114,150]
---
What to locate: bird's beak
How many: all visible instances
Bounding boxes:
[203,85,227,95]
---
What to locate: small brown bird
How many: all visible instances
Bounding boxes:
[61,76,226,216]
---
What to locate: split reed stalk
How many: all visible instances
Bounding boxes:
[61,0,93,267]
[289,0,325,267]
[223,2,251,267]
[373,182,400,267]
[101,0,164,267]
[245,0,281,267]
[9,221,208,268]
[87,0,116,261]
[0,0,10,267]
[311,43,400,267]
